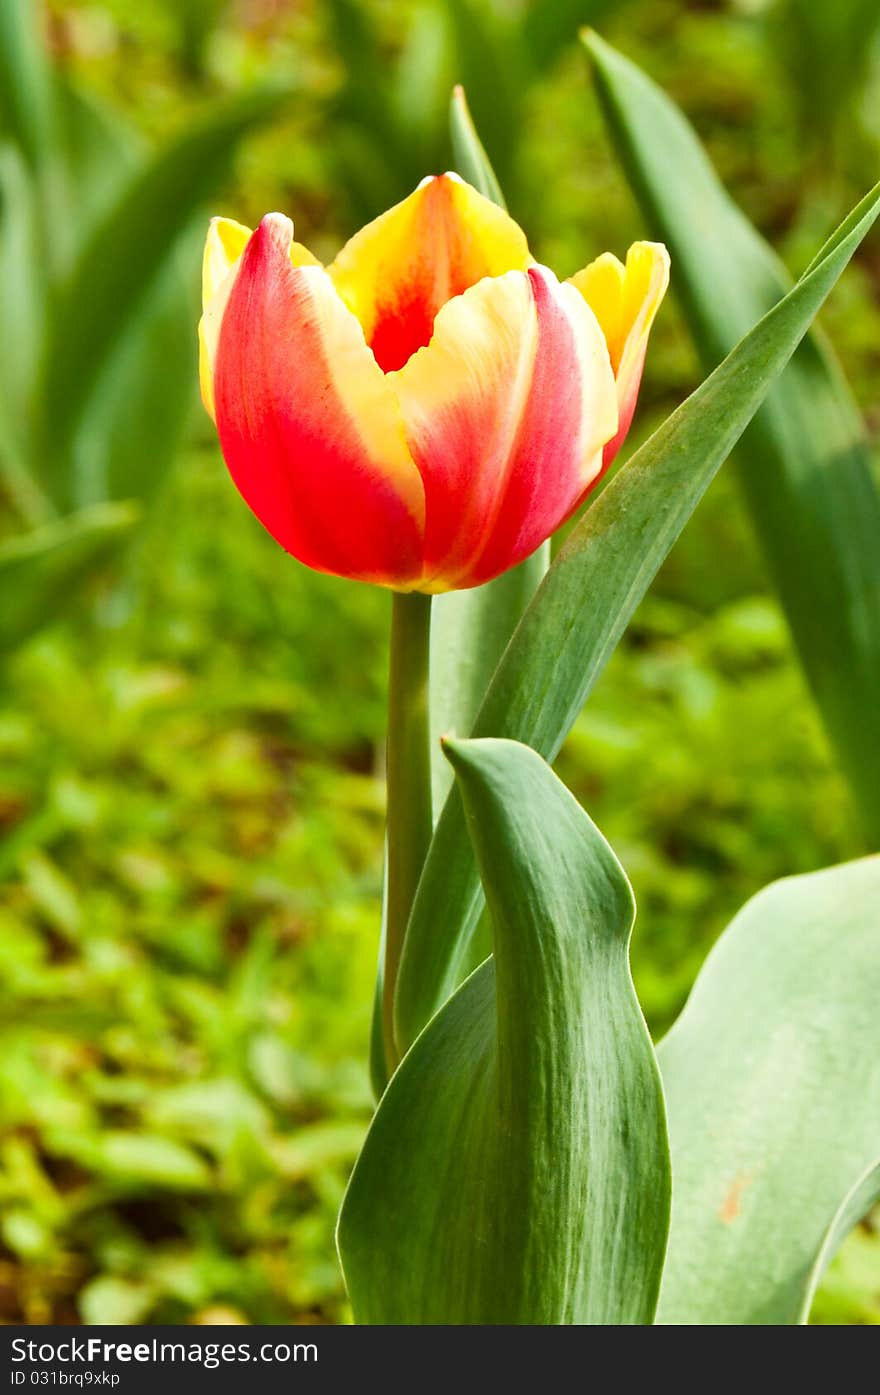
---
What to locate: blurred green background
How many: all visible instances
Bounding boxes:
[1,0,879,1325]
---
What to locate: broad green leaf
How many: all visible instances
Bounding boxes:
[0,502,137,653]
[394,178,880,1053]
[340,738,669,1324]
[0,0,53,169]
[38,85,290,511]
[583,31,880,842]
[656,855,880,1325]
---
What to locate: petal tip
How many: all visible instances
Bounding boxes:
[259,211,294,251]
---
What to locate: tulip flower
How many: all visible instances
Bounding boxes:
[199,174,668,592]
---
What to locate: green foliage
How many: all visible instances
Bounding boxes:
[0,503,136,653]
[39,85,289,513]
[0,6,288,650]
[0,454,386,1322]
[766,0,880,154]
[0,0,53,168]
[340,739,668,1324]
[657,856,880,1324]
[584,30,880,843]
[2,0,880,1325]
[394,181,880,1054]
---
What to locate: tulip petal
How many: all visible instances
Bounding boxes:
[570,241,669,463]
[199,216,320,419]
[213,214,425,587]
[328,174,532,372]
[393,265,618,591]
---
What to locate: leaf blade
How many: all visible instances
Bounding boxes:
[395,177,880,1052]
[340,738,669,1324]
[656,855,880,1325]
[38,86,290,511]
[583,30,880,841]
[0,502,138,652]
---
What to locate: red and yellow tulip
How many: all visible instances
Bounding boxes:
[200,174,668,592]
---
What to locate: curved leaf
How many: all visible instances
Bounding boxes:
[449,83,506,208]
[68,244,199,510]
[801,1159,880,1325]
[656,855,880,1325]
[339,738,669,1324]
[39,85,290,511]
[0,0,53,169]
[0,502,137,653]
[583,31,880,842]
[394,178,880,1053]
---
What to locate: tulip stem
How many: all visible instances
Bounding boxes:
[383,589,433,1074]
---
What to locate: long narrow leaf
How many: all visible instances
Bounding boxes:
[0,0,53,168]
[0,502,137,653]
[394,179,880,1053]
[583,31,880,841]
[39,86,290,511]
[449,84,506,207]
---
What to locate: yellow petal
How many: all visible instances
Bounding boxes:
[569,241,670,464]
[569,241,669,375]
[327,173,532,372]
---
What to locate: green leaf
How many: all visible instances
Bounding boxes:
[79,1276,156,1327]
[52,80,142,257]
[766,0,880,147]
[394,178,880,1053]
[70,244,199,510]
[430,550,548,810]
[339,738,669,1324]
[322,0,421,218]
[0,143,44,446]
[656,855,880,1324]
[0,0,53,168]
[443,0,521,188]
[583,31,880,842]
[449,83,506,207]
[48,1129,212,1191]
[0,502,137,653]
[521,0,628,74]
[38,86,290,511]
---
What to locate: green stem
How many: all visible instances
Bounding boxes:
[383,589,432,1073]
